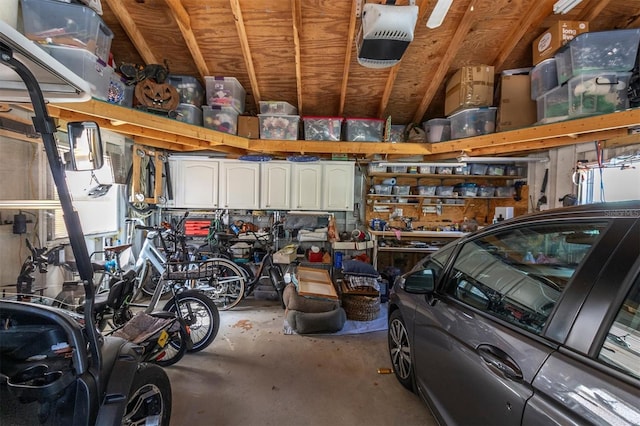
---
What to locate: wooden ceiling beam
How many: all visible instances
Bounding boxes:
[492,0,555,71]
[378,66,399,119]
[246,140,432,155]
[230,0,261,104]
[578,0,613,22]
[291,0,304,115]
[412,0,479,123]
[103,0,158,65]
[164,0,210,79]
[339,0,359,116]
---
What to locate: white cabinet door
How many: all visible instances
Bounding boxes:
[174,158,219,208]
[291,163,322,210]
[323,162,354,211]
[219,160,260,209]
[260,161,291,210]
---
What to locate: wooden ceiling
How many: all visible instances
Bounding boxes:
[47,0,640,158]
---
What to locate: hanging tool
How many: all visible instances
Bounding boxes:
[536,168,548,210]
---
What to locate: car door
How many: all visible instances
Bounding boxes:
[411,219,610,425]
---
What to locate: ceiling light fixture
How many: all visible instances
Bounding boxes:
[553,0,583,14]
[426,0,453,29]
[0,200,61,209]
[457,155,549,163]
[377,161,467,168]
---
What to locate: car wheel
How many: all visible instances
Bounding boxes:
[388,310,414,391]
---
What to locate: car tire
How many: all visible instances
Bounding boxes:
[388,309,414,391]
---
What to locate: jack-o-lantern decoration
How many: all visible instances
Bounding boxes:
[134,79,180,111]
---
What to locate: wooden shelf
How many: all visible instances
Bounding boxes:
[369,172,525,179]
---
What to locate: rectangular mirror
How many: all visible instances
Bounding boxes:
[67,121,103,171]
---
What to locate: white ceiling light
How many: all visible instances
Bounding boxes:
[426,0,453,29]
[457,155,549,163]
[553,0,583,14]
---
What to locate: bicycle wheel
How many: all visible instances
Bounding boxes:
[138,261,170,298]
[162,290,219,353]
[123,363,171,426]
[194,258,247,311]
[153,319,189,367]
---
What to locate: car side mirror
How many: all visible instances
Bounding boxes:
[67,121,103,171]
[401,268,435,294]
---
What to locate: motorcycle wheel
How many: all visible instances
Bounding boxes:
[162,290,220,353]
[123,363,172,426]
[153,320,189,367]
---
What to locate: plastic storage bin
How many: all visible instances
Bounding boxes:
[388,124,406,142]
[555,29,640,84]
[345,118,385,141]
[203,105,238,133]
[205,76,246,113]
[449,107,497,139]
[453,165,470,175]
[167,75,205,107]
[175,104,203,126]
[40,45,109,100]
[469,163,488,175]
[419,166,435,174]
[388,166,407,174]
[486,164,507,176]
[495,186,515,197]
[454,183,478,197]
[567,72,631,117]
[417,185,437,196]
[21,0,114,61]
[368,163,387,174]
[435,186,454,196]
[303,116,343,141]
[259,101,298,115]
[373,184,393,195]
[536,84,569,123]
[108,71,134,107]
[423,118,451,142]
[530,58,558,100]
[436,166,453,175]
[258,114,300,140]
[392,185,411,195]
[477,186,496,197]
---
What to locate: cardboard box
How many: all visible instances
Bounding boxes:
[445,65,495,116]
[237,116,259,138]
[497,71,537,131]
[532,20,589,65]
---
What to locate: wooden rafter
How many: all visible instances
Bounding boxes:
[578,0,613,22]
[339,0,360,116]
[378,66,399,119]
[229,0,261,105]
[412,0,479,123]
[291,0,304,115]
[164,0,210,79]
[103,0,158,65]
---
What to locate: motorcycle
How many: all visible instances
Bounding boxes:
[0,23,171,425]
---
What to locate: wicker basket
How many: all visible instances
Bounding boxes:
[342,294,380,321]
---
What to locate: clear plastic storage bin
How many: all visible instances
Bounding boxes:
[373,184,393,195]
[175,104,203,126]
[259,101,298,115]
[417,185,437,196]
[469,163,488,175]
[567,72,631,118]
[555,29,640,84]
[486,164,507,176]
[392,185,411,195]
[258,114,300,140]
[368,164,387,174]
[388,166,407,174]
[495,186,515,197]
[477,186,496,197]
[303,116,343,141]
[203,105,238,134]
[167,75,205,107]
[536,84,569,123]
[436,166,453,175]
[454,184,478,197]
[435,186,454,196]
[423,118,451,142]
[530,58,558,100]
[205,76,246,113]
[21,0,114,61]
[345,118,385,141]
[449,107,497,139]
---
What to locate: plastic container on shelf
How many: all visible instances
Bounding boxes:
[345,117,385,141]
[454,183,478,197]
[417,185,437,196]
[203,105,238,133]
[435,186,454,196]
[435,166,453,175]
[259,101,298,115]
[40,45,109,100]
[388,124,406,142]
[567,71,631,118]
[486,164,507,176]
[453,165,470,175]
[505,165,525,176]
[392,185,411,195]
[388,166,407,174]
[419,166,435,174]
[175,103,203,126]
[423,118,451,142]
[167,75,205,107]
[469,163,488,175]
[536,83,569,123]
[554,28,640,84]
[20,0,114,61]
[448,107,497,139]
[368,163,387,174]
[303,116,343,141]
[205,76,246,113]
[530,58,558,100]
[258,114,300,140]
[373,184,393,195]
[477,186,496,197]
[495,186,515,197]
[108,71,134,107]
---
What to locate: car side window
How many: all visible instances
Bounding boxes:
[417,244,455,278]
[444,221,608,335]
[598,274,640,380]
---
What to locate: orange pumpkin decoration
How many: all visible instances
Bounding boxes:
[134,79,180,111]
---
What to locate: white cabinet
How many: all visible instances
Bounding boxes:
[322,162,354,211]
[291,163,322,210]
[219,160,260,209]
[260,161,291,210]
[173,158,219,208]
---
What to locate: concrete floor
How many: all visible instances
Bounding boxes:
[166,298,437,426]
